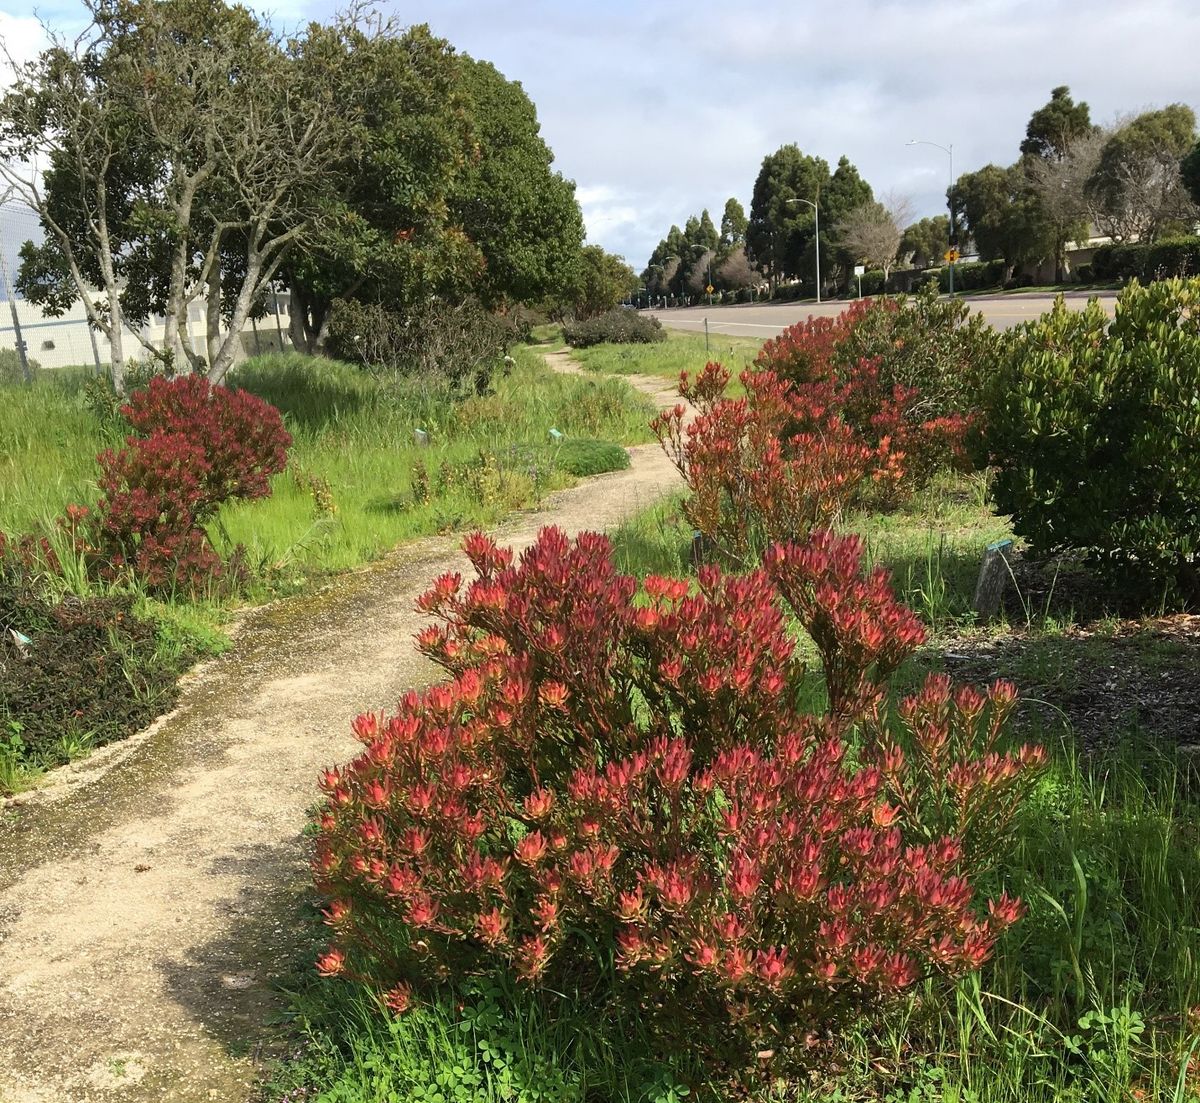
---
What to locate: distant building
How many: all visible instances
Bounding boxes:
[0,292,294,370]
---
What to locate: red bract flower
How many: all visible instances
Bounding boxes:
[384,982,413,1015]
[476,907,509,947]
[312,526,1040,1061]
[515,831,548,865]
[315,948,346,977]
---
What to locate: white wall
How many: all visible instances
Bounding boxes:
[0,294,294,371]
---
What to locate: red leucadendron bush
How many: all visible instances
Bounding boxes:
[67,375,291,593]
[312,526,1044,1058]
[656,303,974,565]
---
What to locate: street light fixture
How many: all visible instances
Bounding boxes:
[786,197,821,304]
[907,138,955,294]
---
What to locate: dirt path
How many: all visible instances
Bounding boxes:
[0,355,690,1103]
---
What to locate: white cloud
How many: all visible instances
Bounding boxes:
[0,12,48,77]
[381,0,1200,267]
[8,0,1199,270]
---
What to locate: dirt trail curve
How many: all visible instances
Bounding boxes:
[0,353,690,1103]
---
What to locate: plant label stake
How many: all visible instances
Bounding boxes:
[414,428,430,447]
[548,428,563,442]
[972,539,1014,623]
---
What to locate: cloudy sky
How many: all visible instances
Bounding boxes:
[4,0,1199,272]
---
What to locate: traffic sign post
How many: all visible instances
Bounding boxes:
[943,248,960,295]
[853,264,865,299]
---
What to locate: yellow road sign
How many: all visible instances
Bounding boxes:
[944,248,961,263]
[705,284,714,294]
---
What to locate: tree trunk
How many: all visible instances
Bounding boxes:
[287,283,328,354]
[86,175,126,392]
[208,249,265,385]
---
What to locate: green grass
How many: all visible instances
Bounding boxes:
[0,366,113,534]
[570,329,763,385]
[265,969,709,1103]
[210,349,653,579]
[0,349,655,591]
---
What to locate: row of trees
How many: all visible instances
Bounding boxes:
[954,88,1200,282]
[0,0,635,391]
[643,88,1200,297]
[641,200,756,299]
[643,153,881,297]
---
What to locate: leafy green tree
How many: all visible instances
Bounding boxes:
[1019,86,1097,280]
[643,225,687,296]
[1183,138,1200,207]
[822,157,875,287]
[747,144,827,287]
[747,147,873,292]
[899,215,950,268]
[283,23,480,355]
[450,58,584,309]
[1087,104,1200,242]
[720,198,748,251]
[569,245,638,318]
[951,164,1051,283]
[695,209,720,252]
[1020,86,1095,161]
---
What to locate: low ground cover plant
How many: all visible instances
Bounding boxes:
[984,278,1200,605]
[0,532,194,791]
[563,308,666,349]
[312,526,1043,1077]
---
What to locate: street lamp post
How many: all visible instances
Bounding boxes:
[907,138,955,295]
[690,243,713,305]
[786,197,821,304]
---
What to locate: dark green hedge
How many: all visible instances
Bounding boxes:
[1091,236,1200,282]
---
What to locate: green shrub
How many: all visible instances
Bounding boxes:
[325,297,510,393]
[548,437,629,476]
[984,278,1200,601]
[1090,238,1200,283]
[939,259,1005,292]
[561,308,665,349]
[856,269,887,296]
[0,347,40,385]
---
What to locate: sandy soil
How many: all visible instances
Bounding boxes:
[0,355,690,1103]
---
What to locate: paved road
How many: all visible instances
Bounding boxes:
[648,291,1118,337]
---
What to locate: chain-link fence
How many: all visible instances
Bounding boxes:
[0,200,293,373]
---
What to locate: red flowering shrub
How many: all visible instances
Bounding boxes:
[754,295,975,509]
[754,299,874,387]
[313,527,1044,1061]
[122,375,292,504]
[652,362,874,565]
[71,376,291,592]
